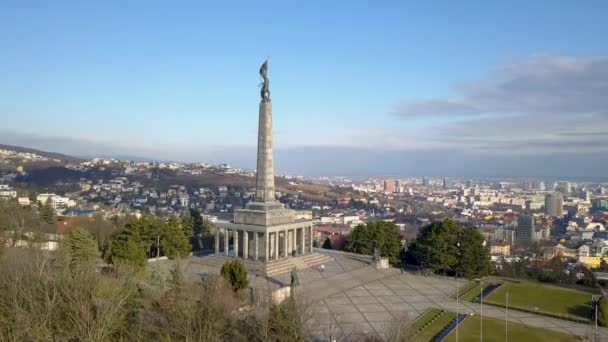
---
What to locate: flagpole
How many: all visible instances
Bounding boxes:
[456,280,459,342]
[505,291,508,342]
[480,281,483,342]
[595,301,598,342]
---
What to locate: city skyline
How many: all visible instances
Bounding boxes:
[1,1,607,177]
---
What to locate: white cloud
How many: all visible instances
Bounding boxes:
[379,54,608,155]
[396,54,608,118]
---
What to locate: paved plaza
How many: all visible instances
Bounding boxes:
[174,250,608,340]
[276,251,608,340]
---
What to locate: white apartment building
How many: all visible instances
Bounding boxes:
[37,193,71,209]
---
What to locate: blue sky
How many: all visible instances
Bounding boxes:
[1,1,607,177]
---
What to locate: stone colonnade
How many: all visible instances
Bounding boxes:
[215,225,314,262]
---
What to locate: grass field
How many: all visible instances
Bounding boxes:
[450,281,495,302]
[443,315,580,342]
[449,281,477,299]
[484,280,593,321]
[411,308,457,342]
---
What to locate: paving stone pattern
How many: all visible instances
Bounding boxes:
[173,252,607,340]
[278,252,608,340]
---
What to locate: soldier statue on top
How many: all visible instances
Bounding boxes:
[259,59,271,102]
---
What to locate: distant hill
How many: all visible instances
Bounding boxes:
[0,144,84,163]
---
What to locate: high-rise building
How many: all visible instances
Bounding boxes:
[557,181,571,194]
[583,190,591,202]
[495,228,516,246]
[544,192,564,217]
[592,199,608,211]
[536,181,546,191]
[422,177,430,187]
[517,213,537,244]
[383,179,396,193]
[443,178,448,189]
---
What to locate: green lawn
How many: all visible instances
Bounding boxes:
[450,281,495,302]
[411,308,443,330]
[484,281,593,321]
[411,309,457,342]
[443,315,580,342]
[462,283,495,302]
[449,281,477,299]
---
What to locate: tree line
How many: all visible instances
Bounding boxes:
[0,198,215,267]
[344,219,492,279]
[404,219,492,278]
[0,223,411,341]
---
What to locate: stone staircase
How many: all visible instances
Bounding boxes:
[192,253,333,277]
[265,253,333,277]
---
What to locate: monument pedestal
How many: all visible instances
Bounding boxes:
[374,258,389,270]
[234,201,296,226]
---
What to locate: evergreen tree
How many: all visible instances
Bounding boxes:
[380,221,403,264]
[126,215,160,258]
[455,227,491,278]
[62,228,100,267]
[189,208,203,236]
[406,220,492,277]
[181,210,194,238]
[40,198,56,225]
[161,216,192,259]
[187,208,206,249]
[220,260,249,290]
[346,221,402,263]
[105,223,146,267]
[408,220,459,273]
[322,237,333,249]
[346,224,374,255]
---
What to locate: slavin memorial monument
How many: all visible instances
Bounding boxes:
[215,60,315,272]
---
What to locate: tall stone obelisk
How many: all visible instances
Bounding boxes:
[216,59,316,266]
[256,99,275,202]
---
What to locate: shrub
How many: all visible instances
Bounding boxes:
[221,260,249,290]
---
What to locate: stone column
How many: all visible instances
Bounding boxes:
[274,232,280,260]
[224,229,229,256]
[300,227,305,255]
[254,232,259,261]
[215,228,220,255]
[264,233,269,262]
[234,229,239,258]
[309,225,313,253]
[283,230,288,258]
[243,231,248,260]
